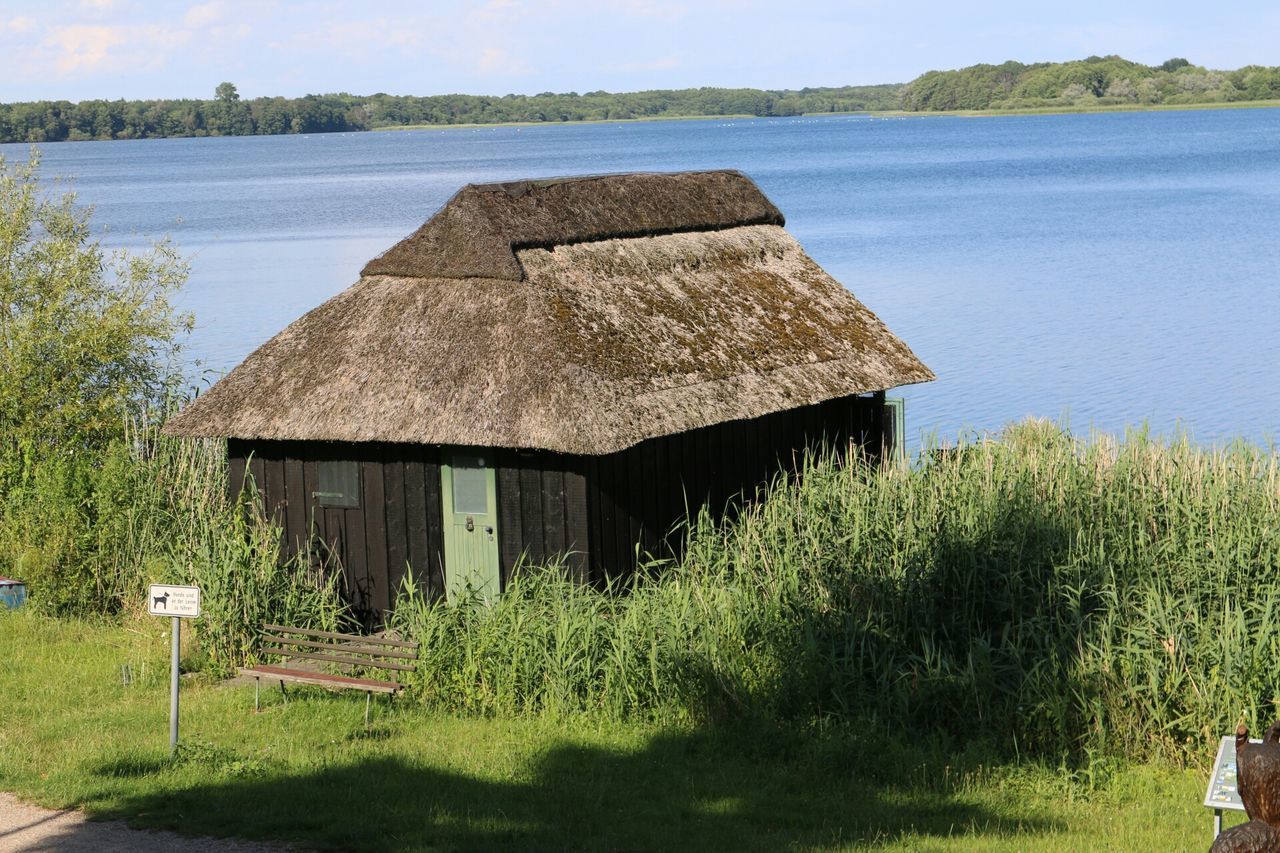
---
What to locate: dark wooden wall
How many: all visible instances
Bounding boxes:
[582,392,885,583]
[227,440,446,626]
[227,391,886,620]
[493,451,590,587]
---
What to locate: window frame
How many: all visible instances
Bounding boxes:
[315,459,360,508]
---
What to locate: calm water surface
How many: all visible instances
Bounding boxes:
[5,109,1279,447]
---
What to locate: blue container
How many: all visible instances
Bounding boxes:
[0,577,26,609]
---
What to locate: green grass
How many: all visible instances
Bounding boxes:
[0,609,1244,851]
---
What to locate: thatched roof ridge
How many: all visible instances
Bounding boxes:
[360,170,784,281]
[165,221,934,454]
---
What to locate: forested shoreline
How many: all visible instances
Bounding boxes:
[902,55,1280,111]
[3,56,1279,144]
[0,83,901,143]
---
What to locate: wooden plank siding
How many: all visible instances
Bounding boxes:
[422,454,445,598]
[494,450,586,586]
[225,393,887,619]
[360,446,388,619]
[563,467,590,584]
[227,449,248,507]
[582,393,885,583]
[225,440,447,627]
[383,458,409,605]
[496,462,524,588]
[403,448,433,598]
[283,450,306,561]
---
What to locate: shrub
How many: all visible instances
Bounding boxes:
[0,152,187,610]
[0,154,343,669]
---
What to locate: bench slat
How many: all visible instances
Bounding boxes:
[240,665,401,694]
[262,647,417,673]
[261,624,417,649]
[264,635,419,660]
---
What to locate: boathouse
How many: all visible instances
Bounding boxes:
[164,170,933,620]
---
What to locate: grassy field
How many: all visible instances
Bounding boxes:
[0,609,1240,851]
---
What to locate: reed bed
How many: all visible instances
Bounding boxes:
[0,419,343,673]
[391,419,1280,762]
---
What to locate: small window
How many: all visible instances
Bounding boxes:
[885,397,907,462]
[316,460,360,508]
[450,454,489,515]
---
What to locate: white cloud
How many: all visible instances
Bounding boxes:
[601,55,680,73]
[547,0,687,20]
[284,17,429,57]
[4,15,37,35]
[40,23,190,76]
[264,7,535,82]
[184,1,225,29]
[477,0,523,21]
[477,46,532,76]
[614,1,687,21]
[47,25,125,74]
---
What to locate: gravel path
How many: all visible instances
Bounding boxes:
[0,793,286,852]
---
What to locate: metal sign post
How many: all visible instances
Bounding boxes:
[170,615,180,754]
[148,584,201,756]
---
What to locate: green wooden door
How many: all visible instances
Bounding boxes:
[441,451,500,602]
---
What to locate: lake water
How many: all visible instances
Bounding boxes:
[4,109,1279,447]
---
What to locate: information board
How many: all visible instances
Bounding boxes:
[147,584,201,618]
[1204,734,1253,811]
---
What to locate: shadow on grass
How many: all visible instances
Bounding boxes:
[74,720,1061,852]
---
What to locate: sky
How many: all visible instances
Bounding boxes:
[1,0,1277,102]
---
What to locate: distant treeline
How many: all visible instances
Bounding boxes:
[902,55,1280,111]
[5,56,1279,144]
[0,82,902,143]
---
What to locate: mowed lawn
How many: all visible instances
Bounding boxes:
[0,610,1234,851]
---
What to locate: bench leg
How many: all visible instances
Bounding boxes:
[365,691,371,726]
[279,680,288,706]
[254,677,260,713]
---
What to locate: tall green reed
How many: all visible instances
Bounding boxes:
[390,419,1280,762]
[0,416,344,674]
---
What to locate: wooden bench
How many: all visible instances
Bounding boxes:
[239,623,419,723]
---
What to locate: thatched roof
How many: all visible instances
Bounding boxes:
[165,171,933,454]
[360,170,785,281]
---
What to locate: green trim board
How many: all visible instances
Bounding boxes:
[440,450,500,602]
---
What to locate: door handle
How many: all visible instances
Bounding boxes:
[484,526,494,538]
